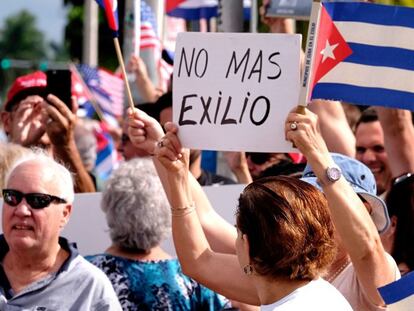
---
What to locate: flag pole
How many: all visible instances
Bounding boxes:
[291,1,322,147]
[134,0,141,56]
[297,0,322,113]
[113,37,135,111]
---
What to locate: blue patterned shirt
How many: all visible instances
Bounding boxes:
[86,254,230,311]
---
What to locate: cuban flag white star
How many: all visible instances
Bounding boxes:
[320,40,339,62]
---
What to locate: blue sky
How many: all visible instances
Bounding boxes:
[0,0,68,44]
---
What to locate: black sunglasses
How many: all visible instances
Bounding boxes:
[2,189,67,209]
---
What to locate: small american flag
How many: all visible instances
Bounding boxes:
[139,1,173,92]
[77,64,125,117]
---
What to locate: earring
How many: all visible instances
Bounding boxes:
[243,264,254,275]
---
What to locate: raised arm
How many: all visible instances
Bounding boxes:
[376,107,414,178]
[127,108,237,253]
[127,55,162,103]
[45,95,95,192]
[286,108,396,307]
[308,99,356,157]
[154,123,259,304]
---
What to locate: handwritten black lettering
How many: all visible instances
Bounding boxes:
[200,96,212,124]
[250,96,270,126]
[225,49,250,82]
[267,52,282,80]
[248,50,263,83]
[178,94,197,125]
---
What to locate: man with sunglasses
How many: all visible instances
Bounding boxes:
[0,71,95,193]
[0,153,121,310]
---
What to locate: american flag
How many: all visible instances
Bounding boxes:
[77,64,125,117]
[140,1,173,92]
[70,64,96,118]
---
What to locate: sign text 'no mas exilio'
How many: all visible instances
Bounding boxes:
[173,32,301,152]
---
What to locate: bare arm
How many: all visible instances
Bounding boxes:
[224,151,253,184]
[127,108,237,254]
[128,55,162,103]
[45,95,95,192]
[286,108,396,307]
[154,124,259,304]
[376,107,414,178]
[308,99,356,157]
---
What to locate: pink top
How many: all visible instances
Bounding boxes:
[331,253,400,311]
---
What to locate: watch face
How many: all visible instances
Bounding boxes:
[327,167,341,181]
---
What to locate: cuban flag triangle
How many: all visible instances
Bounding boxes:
[378,271,414,311]
[310,2,414,110]
[96,0,119,37]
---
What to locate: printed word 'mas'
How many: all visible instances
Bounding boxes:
[178,92,270,127]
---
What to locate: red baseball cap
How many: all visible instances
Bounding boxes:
[4,71,47,112]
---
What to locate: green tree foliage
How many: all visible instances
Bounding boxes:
[64,0,125,70]
[0,10,49,104]
[0,10,47,60]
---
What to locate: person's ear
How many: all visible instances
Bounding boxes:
[60,204,72,228]
[388,215,398,235]
[242,233,251,256]
[1,111,11,134]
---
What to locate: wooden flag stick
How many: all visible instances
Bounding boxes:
[297,0,322,114]
[113,37,135,111]
[292,1,321,147]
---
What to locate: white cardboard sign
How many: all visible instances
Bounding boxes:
[173,32,301,152]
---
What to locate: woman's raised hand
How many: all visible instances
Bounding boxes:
[285,107,330,161]
[127,107,164,155]
[155,122,190,177]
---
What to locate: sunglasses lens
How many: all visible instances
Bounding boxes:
[26,194,52,209]
[3,190,22,206]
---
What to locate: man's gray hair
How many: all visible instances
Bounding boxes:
[102,158,171,251]
[4,148,75,204]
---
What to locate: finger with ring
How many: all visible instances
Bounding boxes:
[157,140,164,148]
[290,121,298,131]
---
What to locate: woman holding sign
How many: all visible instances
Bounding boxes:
[151,120,351,310]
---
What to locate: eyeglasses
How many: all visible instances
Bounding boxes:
[2,189,67,209]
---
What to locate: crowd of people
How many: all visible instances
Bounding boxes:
[1,1,414,310]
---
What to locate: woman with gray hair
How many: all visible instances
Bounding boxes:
[86,158,229,310]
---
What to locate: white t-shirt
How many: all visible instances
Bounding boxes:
[261,278,352,310]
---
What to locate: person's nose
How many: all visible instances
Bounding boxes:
[361,149,376,164]
[13,200,32,217]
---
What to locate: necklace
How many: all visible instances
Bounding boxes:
[326,258,350,283]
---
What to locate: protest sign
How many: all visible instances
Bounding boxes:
[173,32,301,152]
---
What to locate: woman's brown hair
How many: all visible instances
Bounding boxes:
[236,176,336,281]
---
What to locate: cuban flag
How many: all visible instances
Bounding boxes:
[95,0,119,37]
[94,122,120,187]
[378,271,414,310]
[166,0,251,21]
[310,2,414,110]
